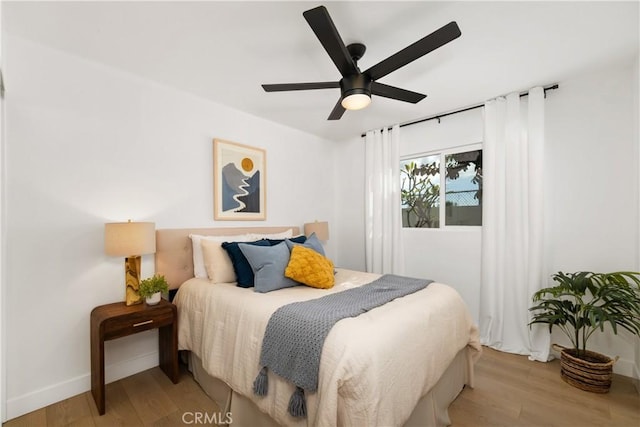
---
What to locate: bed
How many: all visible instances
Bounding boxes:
[156,226,481,427]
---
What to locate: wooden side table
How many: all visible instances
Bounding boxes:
[90,299,179,415]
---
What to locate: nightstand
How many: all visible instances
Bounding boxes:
[90,299,179,415]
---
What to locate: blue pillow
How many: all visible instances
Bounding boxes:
[239,242,299,293]
[266,235,306,246]
[222,239,270,288]
[285,232,325,256]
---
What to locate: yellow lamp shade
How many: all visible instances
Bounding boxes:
[304,221,329,241]
[104,221,156,257]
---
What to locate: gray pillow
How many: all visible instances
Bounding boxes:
[285,232,325,256]
[238,241,299,293]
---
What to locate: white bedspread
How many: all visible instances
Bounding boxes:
[175,268,481,427]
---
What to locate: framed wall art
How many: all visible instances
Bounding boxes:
[213,139,266,220]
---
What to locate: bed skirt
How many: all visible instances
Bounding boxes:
[188,346,474,427]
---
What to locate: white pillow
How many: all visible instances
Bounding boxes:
[189,233,252,278]
[249,229,293,240]
[200,238,237,283]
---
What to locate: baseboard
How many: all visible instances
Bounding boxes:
[633,363,640,395]
[5,350,158,421]
[612,357,638,379]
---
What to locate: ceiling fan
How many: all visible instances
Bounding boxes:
[261,5,462,120]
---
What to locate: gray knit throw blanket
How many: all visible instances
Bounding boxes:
[253,274,433,418]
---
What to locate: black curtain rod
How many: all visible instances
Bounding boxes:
[360,83,559,137]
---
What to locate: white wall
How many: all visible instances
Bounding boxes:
[332,136,366,272]
[3,35,337,420]
[634,53,640,390]
[0,0,5,421]
[545,59,639,377]
[334,58,640,377]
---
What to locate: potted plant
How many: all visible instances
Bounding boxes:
[139,274,169,306]
[529,271,640,393]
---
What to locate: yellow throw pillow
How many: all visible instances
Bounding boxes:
[285,245,335,289]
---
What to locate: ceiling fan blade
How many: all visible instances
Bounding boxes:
[262,82,340,92]
[371,82,426,104]
[328,98,346,120]
[303,6,358,77]
[365,21,461,81]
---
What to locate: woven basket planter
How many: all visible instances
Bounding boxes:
[553,344,618,393]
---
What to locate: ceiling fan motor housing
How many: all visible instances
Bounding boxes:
[340,73,372,98]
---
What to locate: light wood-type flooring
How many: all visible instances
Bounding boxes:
[4,347,639,426]
[449,347,640,426]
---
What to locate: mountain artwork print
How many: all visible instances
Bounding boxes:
[213,139,266,220]
[221,161,260,213]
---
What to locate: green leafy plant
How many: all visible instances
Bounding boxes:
[529,271,640,358]
[401,160,440,228]
[139,274,169,298]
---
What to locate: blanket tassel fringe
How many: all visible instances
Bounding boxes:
[253,367,268,396]
[288,387,307,418]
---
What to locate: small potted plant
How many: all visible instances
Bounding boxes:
[529,271,640,393]
[139,274,169,306]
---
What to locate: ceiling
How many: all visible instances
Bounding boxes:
[4,1,639,141]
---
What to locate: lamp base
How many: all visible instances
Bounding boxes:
[125,256,143,306]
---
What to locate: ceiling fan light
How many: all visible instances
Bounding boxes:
[341,93,371,110]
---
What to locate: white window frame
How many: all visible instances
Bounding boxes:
[401,142,483,230]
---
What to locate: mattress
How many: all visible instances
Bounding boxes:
[174,268,481,426]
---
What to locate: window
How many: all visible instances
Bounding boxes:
[401,147,482,228]
[401,154,440,228]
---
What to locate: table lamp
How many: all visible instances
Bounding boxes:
[304,221,329,241]
[104,220,156,306]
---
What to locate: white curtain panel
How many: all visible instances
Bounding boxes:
[480,87,550,361]
[364,125,404,275]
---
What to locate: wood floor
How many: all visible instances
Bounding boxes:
[4,347,639,426]
[3,364,223,427]
[449,347,640,427]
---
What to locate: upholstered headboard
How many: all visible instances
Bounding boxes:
[155,226,300,289]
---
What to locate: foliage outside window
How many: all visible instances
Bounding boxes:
[401,155,440,228]
[401,148,482,228]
